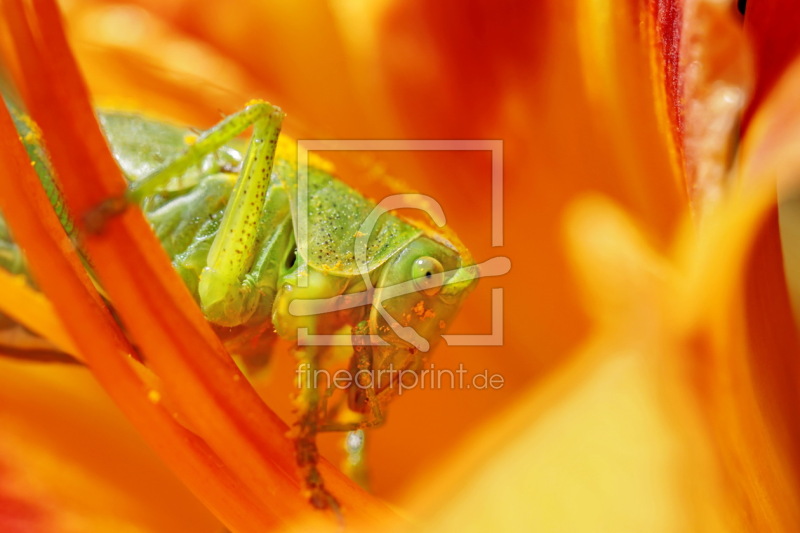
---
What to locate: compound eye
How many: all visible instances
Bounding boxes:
[412,256,444,296]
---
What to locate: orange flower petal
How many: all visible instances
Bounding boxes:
[0,357,222,532]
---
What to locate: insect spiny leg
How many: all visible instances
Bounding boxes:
[290,345,343,521]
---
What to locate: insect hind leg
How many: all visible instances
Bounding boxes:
[194,103,285,326]
[128,101,283,202]
[86,101,282,232]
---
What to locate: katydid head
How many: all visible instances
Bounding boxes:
[347,235,478,412]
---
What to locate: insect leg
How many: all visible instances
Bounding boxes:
[86,101,283,230]
[319,326,388,433]
[127,101,283,202]
[184,103,284,326]
[292,343,343,517]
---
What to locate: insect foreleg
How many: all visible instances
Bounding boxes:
[319,323,387,433]
[291,342,342,516]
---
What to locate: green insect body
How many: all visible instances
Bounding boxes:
[2,100,478,511]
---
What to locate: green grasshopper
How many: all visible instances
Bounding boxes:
[1,98,478,510]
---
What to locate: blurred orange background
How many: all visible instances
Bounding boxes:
[4,0,800,531]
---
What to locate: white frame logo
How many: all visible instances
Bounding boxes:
[292,139,509,348]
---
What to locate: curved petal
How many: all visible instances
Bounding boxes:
[403,196,733,532]
[670,54,800,531]
[648,0,751,210]
[743,0,800,124]
[0,358,221,533]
